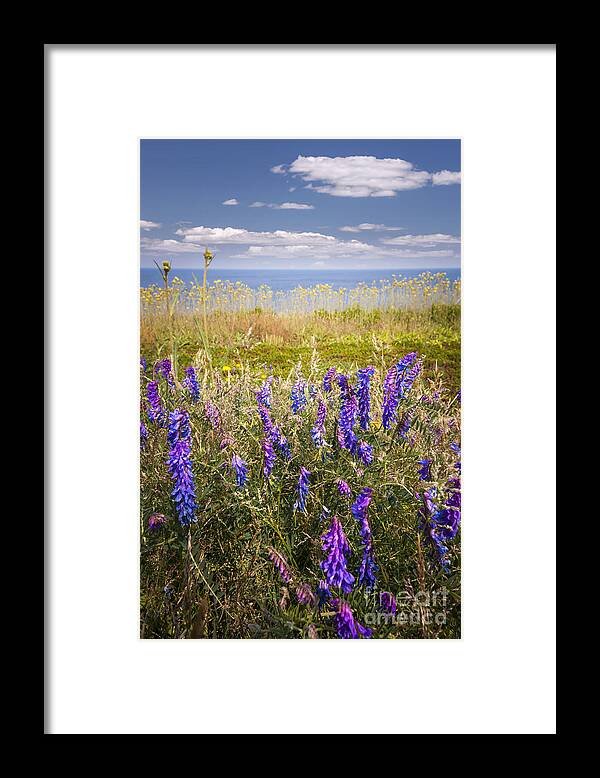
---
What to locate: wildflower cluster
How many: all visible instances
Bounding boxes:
[166,408,198,526]
[140,349,460,638]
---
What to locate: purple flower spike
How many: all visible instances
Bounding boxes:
[146,380,164,425]
[351,488,377,589]
[256,375,274,408]
[357,440,373,466]
[337,374,358,452]
[140,357,147,373]
[316,580,332,608]
[155,358,174,386]
[321,514,355,594]
[290,379,308,414]
[336,479,352,498]
[396,352,418,394]
[398,409,414,439]
[419,486,460,572]
[311,398,327,448]
[356,366,375,430]
[296,582,317,607]
[148,512,167,531]
[268,547,292,584]
[140,420,148,449]
[418,458,432,481]
[379,591,397,614]
[259,405,291,460]
[331,599,372,639]
[231,453,249,488]
[166,409,198,526]
[294,467,311,512]
[382,352,419,429]
[382,365,399,429]
[323,367,337,394]
[183,366,201,403]
[262,437,275,479]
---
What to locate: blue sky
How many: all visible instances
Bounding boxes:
[140,140,461,270]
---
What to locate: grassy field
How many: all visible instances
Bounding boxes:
[140,274,461,639]
[141,304,461,393]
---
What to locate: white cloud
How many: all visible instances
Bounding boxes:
[175,226,336,246]
[272,155,460,197]
[340,223,404,233]
[285,155,431,197]
[270,202,314,210]
[143,224,460,264]
[140,220,161,231]
[289,187,296,192]
[381,233,461,247]
[141,238,202,254]
[249,201,314,210]
[222,198,239,206]
[232,243,456,261]
[432,170,462,186]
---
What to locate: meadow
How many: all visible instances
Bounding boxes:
[140,270,461,639]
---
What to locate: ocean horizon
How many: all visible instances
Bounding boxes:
[140,266,461,292]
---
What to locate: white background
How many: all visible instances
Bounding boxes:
[47,45,556,734]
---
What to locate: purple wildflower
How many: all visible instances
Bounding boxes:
[146,380,164,425]
[357,440,373,466]
[268,547,292,584]
[293,467,311,512]
[351,488,377,589]
[382,352,419,429]
[166,409,198,526]
[219,434,234,450]
[379,592,397,614]
[290,380,307,414]
[451,442,461,474]
[382,365,399,429]
[183,366,201,403]
[320,514,355,594]
[140,357,147,372]
[397,352,420,398]
[310,398,327,447]
[336,479,352,498]
[418,458,432,481]
[140,420,148,449]
[398,409,414,439]
[296,582,317,607]
[274,427,291,459]
[231,454,249,488]
[323,367,337,394]
[331,599,372,639]
[258,405,291,460]
[357,366,375,430]
[262,437,275,479]
[419,487,459,572]
[316,580,332,608]
[155,358,174,386]
[337,374,358,452]
[148,512,167,531]
[256,375,274,408]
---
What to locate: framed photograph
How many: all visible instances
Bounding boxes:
[46,44,556,734]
